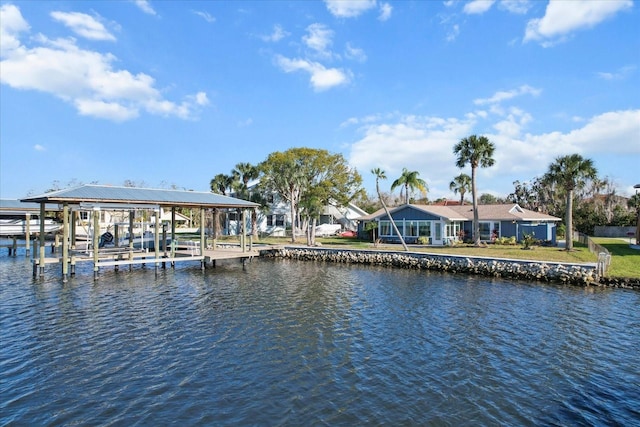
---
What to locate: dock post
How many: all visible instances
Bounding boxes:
[61,204,69,283]
[154,210,160,274]
[71,210,77,250]
[39,203,46,277]
[241,209,247,253]
[11,237,17,257]
[200,208,206,271]
[25,213,31,256]
[93,209,100,280]
[129,210,134,271]
[170,208,176,268]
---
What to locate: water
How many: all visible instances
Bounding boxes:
[1,249,639,426]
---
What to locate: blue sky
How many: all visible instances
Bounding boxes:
[1,0,638,202]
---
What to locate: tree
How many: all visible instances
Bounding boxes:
[449,173,471,205]
[260,148,362,244]
[232,162,261,238]
[372,168,408,251]
[210,173,234,196]
[543,154,598,251]
[391,168,428,205]
[210,173,235,238]
[453,134,496,246]
[232,162,259,199]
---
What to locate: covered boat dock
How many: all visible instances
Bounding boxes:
[0,199,61,256]
[21,185,259,281]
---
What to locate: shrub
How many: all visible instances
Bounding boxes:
[521,232,538,250]
[417,236,429,245]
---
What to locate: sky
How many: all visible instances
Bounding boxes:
[1,0,639,203]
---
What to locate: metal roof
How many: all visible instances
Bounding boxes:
[0,199,61,213]
[20,185,259,209]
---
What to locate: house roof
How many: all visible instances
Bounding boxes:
[20,184,259,209]
[359,203,560,222]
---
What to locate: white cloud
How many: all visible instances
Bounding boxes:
[0,4,30,53]
[596,65,636,80]
[378,3,392,21]
[133,0,156,15]
[324,0,377,18]
[446,24,460,42]
[50,11,116,41]
[463,0,496,15]
[275,55,351,91]
[474,85,541,106]
[347,98,639,198]
[75,99,139,121]
[524,0,632,45]
[193,10,215,23]
[34,144,46,152]
[499,0,531,14]
[237,118,253,127]
[0,5,207,121]
[303,23,334,57]
[261,24,289,42]
[348,115,477,196]
[345,42,367,62]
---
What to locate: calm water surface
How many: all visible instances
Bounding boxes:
[1,249,639,426]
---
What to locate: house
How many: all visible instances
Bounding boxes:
[357,203,561,245]
[227,180,367,237]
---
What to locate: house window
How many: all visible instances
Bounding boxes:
[479,222,500,241]
[419,221,431,237]
[445,222,461,240]
[267,194,274,204]
[267,215,273,226]
[380,221,396,236]
[275,215,285,226]
[406,221,419,237]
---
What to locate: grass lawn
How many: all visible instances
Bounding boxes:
[210,235,640,279]
[250,236,597,264]
[591,237,640,279]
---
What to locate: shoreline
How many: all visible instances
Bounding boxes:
[260,246,640,290]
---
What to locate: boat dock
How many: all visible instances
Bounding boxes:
[19,184,261,281]
[33,244,259,278]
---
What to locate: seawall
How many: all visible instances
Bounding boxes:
[260,247,638,289]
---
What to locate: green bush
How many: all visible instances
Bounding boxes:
[521,232,538,250]
[417,236,429,245]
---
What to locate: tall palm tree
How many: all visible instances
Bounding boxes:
[372,168,408,251]
[391,168,428,205]
[232,162,259,199]
[543,154,598,251]
[453,135,496,246]
[449,173,471,205]
[210,173,235,238]
[210,173,234,196]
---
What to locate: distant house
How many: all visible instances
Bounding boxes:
[227,180,367,237]
[357,204,561,245]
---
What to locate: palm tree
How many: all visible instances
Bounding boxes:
[372,168,408,251]
[391,168,428,205]
[543,154,598,251]
[210,173,234,196]
[232,162,259,199]
[210,173,235,238]
[453,135,496,246]
[449,173,471,205]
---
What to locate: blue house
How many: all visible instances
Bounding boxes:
[357,204,561,245]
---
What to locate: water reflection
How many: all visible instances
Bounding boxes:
[1,255,639,425]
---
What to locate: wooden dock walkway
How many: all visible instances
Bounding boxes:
[31,244,261,279]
